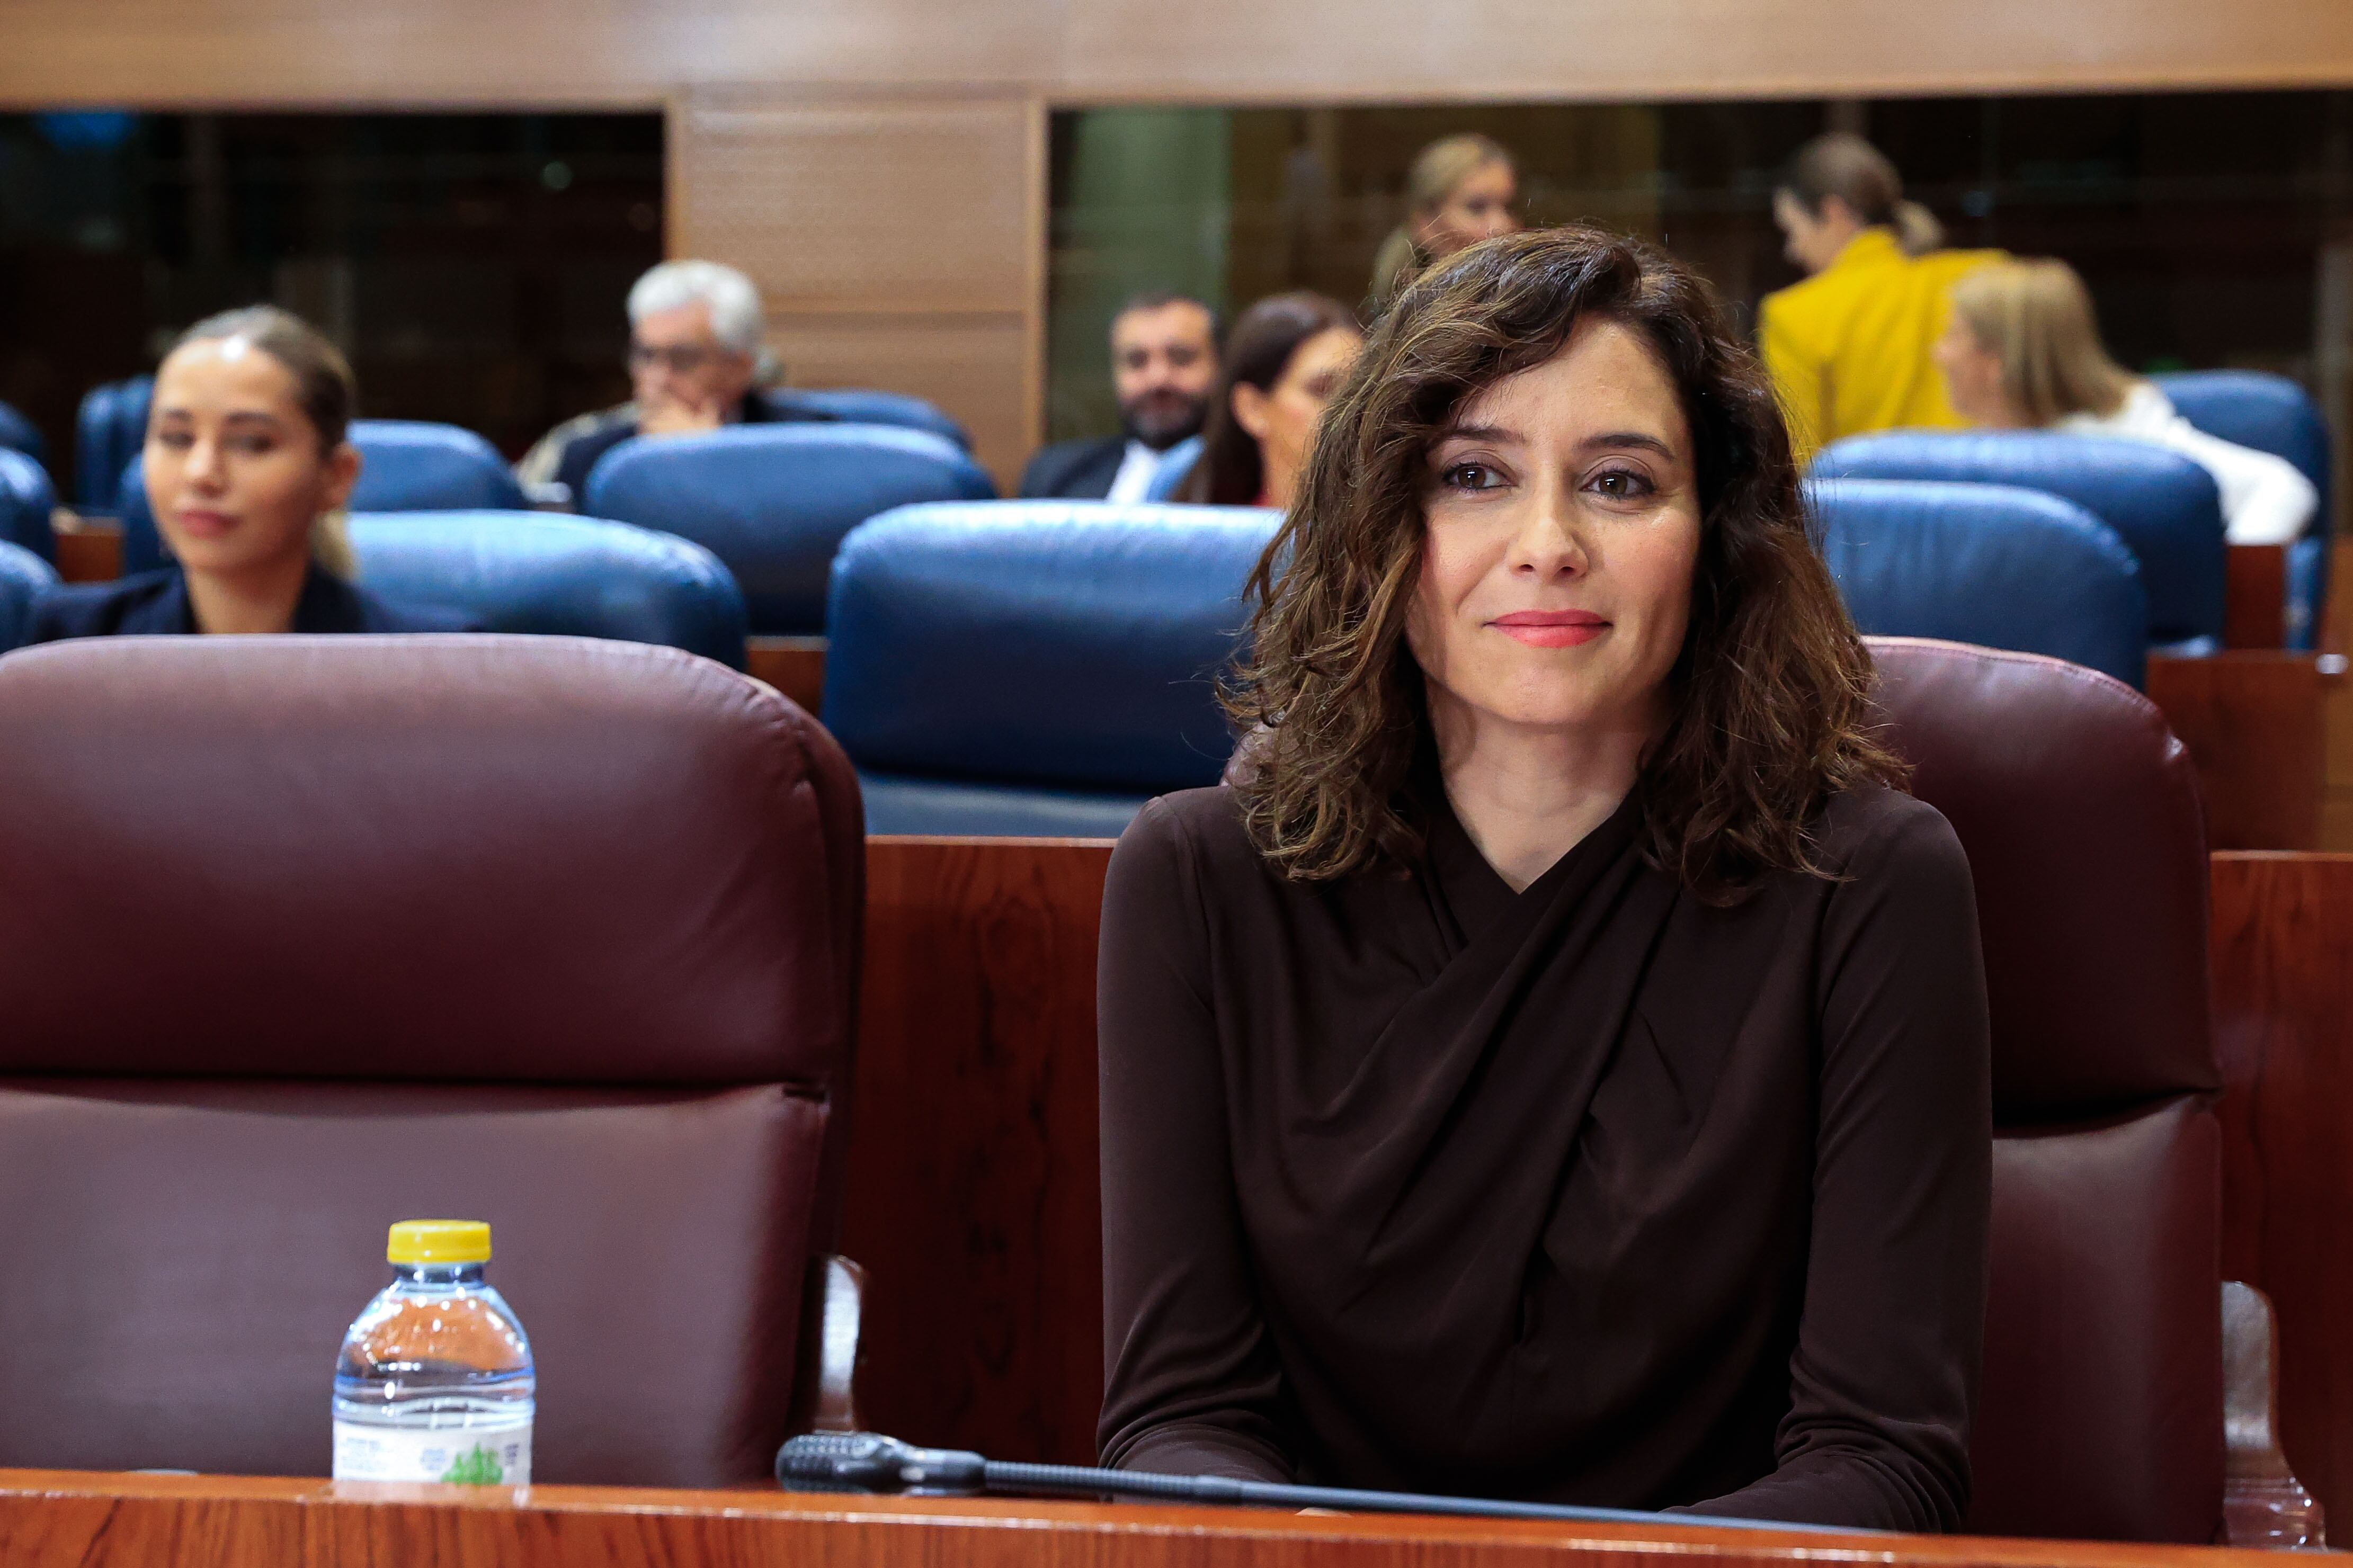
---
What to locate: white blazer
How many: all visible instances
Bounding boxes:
[2059,382,2317,546]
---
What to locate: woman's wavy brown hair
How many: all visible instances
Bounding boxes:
[1222,226,1906,903]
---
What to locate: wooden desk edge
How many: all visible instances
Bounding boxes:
[0,1468,2287,1565]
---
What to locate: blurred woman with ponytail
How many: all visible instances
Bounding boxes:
[1367,134,1521,307]
[1759,132,2002,463]
[30,307,471,640]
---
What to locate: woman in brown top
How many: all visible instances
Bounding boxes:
[1096,229,1991,1531]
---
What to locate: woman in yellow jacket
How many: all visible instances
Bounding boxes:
[1758,133,2002,464]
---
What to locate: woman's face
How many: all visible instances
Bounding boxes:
[145,338,359,577]
[1418,161,1520,260]
[1408,318,1702,742]
[1232,325,1364,506]
[1933,313,2019,426]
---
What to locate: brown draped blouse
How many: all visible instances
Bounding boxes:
[1095,780,1991,1531]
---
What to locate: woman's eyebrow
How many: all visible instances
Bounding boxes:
[1581,431,1677,458]
[1437,422,1521,446]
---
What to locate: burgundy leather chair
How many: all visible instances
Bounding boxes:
[0,634,862,1486]
[1868,637,2221,1542]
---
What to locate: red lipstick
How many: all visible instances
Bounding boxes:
[1489,610,1608,649]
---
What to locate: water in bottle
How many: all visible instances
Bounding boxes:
[332,1219,534,1486]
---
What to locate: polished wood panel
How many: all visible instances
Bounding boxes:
[668,92,1044,486]
[0,1466,2308,1568]
[2145,653,2328,850]
[49,518,121,585]
[2212,850,2353,1534]
[2224,545,2288,651]
[842,837,1114,1467]
[4,0,2350,104]
[745,635,827,718]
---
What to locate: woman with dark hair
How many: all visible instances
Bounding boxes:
[1759,132,2001,463]
[1174,292,1360,509]
[1100,229,1989,1530]
[30,306,470,640]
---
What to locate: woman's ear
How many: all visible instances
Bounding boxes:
[1231,382,1273,442]
[322,442,363,513]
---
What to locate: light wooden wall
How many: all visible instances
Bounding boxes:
[6,0,2353,481]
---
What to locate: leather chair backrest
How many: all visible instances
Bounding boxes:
[74,375,151,510]
[349,510,749,668]
[0,539,59,650]
[1865,638,2220,1542]
[0,636,862,1486]
[0,449,56,566]
[1818,432,2226,646]
[1811,478,2148,687]
[761,387,971,451]
[0,399,46,470]
[2152,369,2331,518]
[584,425,997,635]
[118,420,528,576]
[825,500,1277,795]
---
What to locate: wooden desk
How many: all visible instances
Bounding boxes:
[0,1467,2294,1568]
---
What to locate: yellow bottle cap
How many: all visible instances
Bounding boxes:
[387,1220,492,1265]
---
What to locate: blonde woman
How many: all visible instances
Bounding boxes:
[31,307,472,639]
[1935,259,2315,545]
[1366,135,1520,306]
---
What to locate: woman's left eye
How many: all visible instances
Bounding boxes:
[1440,462,1505,492]
[1587,467,1655,500]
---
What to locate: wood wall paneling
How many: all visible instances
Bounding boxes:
[668,93,1044,487]
[842,837,1114,1467]
[2212,851,2353,1531]
[2144,654,2328,851]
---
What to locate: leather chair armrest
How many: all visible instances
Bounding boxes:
[2222,1280,2325,1548]
[790,1253,867,1435]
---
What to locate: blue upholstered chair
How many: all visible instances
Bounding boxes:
[0,401,46,472]
[0,450,57,566]
[1814,431,2227,651]
[1810,478,2149,688]
[2153,370,2333,650]
[349,510,747,667]
[584,425,997,636]
[824,500,1278,836]
[74,376,151,511]
[118,420,529,575]
[761,388,971,450]
[0,539,60,651]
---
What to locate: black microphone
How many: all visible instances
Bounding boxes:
[776,1430,1834,1531]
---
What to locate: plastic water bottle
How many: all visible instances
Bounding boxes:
[332,1220,534,1486]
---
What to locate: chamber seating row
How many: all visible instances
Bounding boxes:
[0,628,2266,1546]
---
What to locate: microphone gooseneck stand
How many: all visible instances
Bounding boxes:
[775,1430,1840,1533]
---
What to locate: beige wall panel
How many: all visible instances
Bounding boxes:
[0,0,1055,107]
[6,0,2351,106]
[671,94,1035,316]
[1059,0,2353,101]
[773,315,1034,490]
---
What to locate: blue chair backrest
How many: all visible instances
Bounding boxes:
[0,400,46,471]
[584,425,997,635]
[349,510,748,668]
[0,538,60,651]
[119,419,528,576]
[0,449,58,566]
[2152,370,2332,523]
[824,500,1277,794]
[1810,478,2149,688]
[74,375,152,510]
[1815,431,2225,647]
[762,388,971,451]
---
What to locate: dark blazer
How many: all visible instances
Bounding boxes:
[27,567,478,642]
[1019,435,1127,500]
[553,391,836,503]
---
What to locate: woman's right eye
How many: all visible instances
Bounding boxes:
[154,431,192,450]
[1440,462,1504,492]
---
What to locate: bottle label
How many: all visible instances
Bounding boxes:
[332,1419,532,1486]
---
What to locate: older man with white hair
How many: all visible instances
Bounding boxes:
[519,259,834,504]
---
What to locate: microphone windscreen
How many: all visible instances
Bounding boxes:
[776,1430,902,1492]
